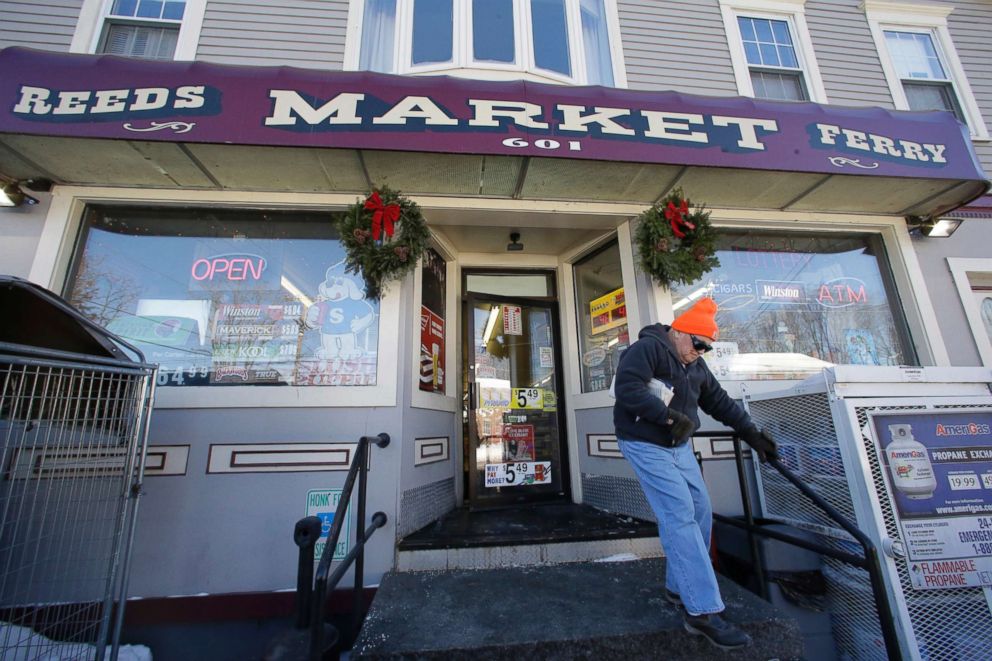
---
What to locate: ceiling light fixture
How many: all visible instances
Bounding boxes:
[0,179,52,207]
[906,215,962,238]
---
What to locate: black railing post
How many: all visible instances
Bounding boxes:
[767,457,903,661]
[352,433,390,645]
[731,436,768,599]
[294,517,322,630]
[306,433,391,661]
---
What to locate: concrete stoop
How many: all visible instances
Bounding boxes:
[353,558,803,660]
[397,536,662,571]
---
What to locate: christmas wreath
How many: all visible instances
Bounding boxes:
[336,186,431,299]
[634,188,719,288]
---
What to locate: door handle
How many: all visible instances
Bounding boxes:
[468,382,477,410]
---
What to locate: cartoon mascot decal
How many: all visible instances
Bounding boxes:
[305,261,376,360]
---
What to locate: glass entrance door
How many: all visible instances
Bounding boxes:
[465,293,568,507]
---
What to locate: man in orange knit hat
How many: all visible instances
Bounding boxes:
[613,296,777,650]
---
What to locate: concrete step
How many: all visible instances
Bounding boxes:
[397,536,662,571]
[354,557,802,660]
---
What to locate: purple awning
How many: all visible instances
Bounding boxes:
[0,47,988,212]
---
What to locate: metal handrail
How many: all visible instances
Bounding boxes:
[307,433,390,660]
[704,432,903,661]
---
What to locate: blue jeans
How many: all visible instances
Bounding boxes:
[619,438,724,615]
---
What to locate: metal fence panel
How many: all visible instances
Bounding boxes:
[1,354,154,660]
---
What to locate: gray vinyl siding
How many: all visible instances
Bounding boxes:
[946,0,992,174]
[618,0,738,95]
[196,0,349,69]
[805,0,893,108]
[0,0,83,52]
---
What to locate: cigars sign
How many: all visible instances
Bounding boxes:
[0,47,982,181]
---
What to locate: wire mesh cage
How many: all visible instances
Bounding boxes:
[1,277,156,661]
[747,369,992,661]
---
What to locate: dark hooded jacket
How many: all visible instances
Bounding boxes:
[613,324,756,447]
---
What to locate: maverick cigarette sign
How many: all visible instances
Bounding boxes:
[0,47,985,182]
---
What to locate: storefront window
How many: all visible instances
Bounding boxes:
[65,206,380,387]
[670,231,914,380]
[573,240,629,393]
[419,247,446,394]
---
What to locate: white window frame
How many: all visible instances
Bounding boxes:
[343,0,628,87]
[719,0,828,103]
[410,230,460,412]
[947,258,992,366]
[70,0,207,61]
[862,1,989,140]
[561,223,641,411]
[641,210,949,401]
[28,186,401,410]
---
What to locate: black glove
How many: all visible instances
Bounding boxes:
[667,410,695,443]
[742,428,778,463]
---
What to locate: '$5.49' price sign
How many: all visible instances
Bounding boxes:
[511,388,544,409]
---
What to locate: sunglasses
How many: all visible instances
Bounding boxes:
[690,335,713,354]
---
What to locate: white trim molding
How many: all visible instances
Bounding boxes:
[646,211,951,394]
[862,0,989,140]
[28,186,401,410]
[410,232,459,412]
[947,257,992,366]
[719,0,828,104]
[70,0,206,61]
[206,443,359,474]
[414,437,450,466]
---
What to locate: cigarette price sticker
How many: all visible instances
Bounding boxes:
[511,388,544,409]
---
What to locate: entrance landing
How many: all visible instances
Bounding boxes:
[353,557,803,660]
[396,503,662,571]
[398,503,657,550]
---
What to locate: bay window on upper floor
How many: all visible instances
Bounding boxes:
[71,0,206,61]
[719,0,827,103]
[863,1,989,140]
[348,0,625,86]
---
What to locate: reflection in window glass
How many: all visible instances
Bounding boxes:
[420,248,447,394]
[473,0,515,63]
[884,30,946,80]
[65,207,379,388]
[531,0,571,76]
[669,232,914,380]
[412,0,454,65]
[360,0,397,72]
[579,0,614,86]
[574,241,628,392]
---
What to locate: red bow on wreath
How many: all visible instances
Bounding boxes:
[664,199,695,239]
[364,192,401,240]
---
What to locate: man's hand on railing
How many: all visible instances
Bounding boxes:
[742,428,779,463]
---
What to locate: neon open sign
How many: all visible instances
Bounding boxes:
[191,254,267,282]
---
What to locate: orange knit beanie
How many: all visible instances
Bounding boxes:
[671,297,719,339]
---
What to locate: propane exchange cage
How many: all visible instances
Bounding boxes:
[1,276,157,660]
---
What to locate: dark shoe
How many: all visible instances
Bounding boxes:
[664,589,682,606]
[684,612,751,650]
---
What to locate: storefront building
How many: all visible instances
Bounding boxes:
[0,0,990,621]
